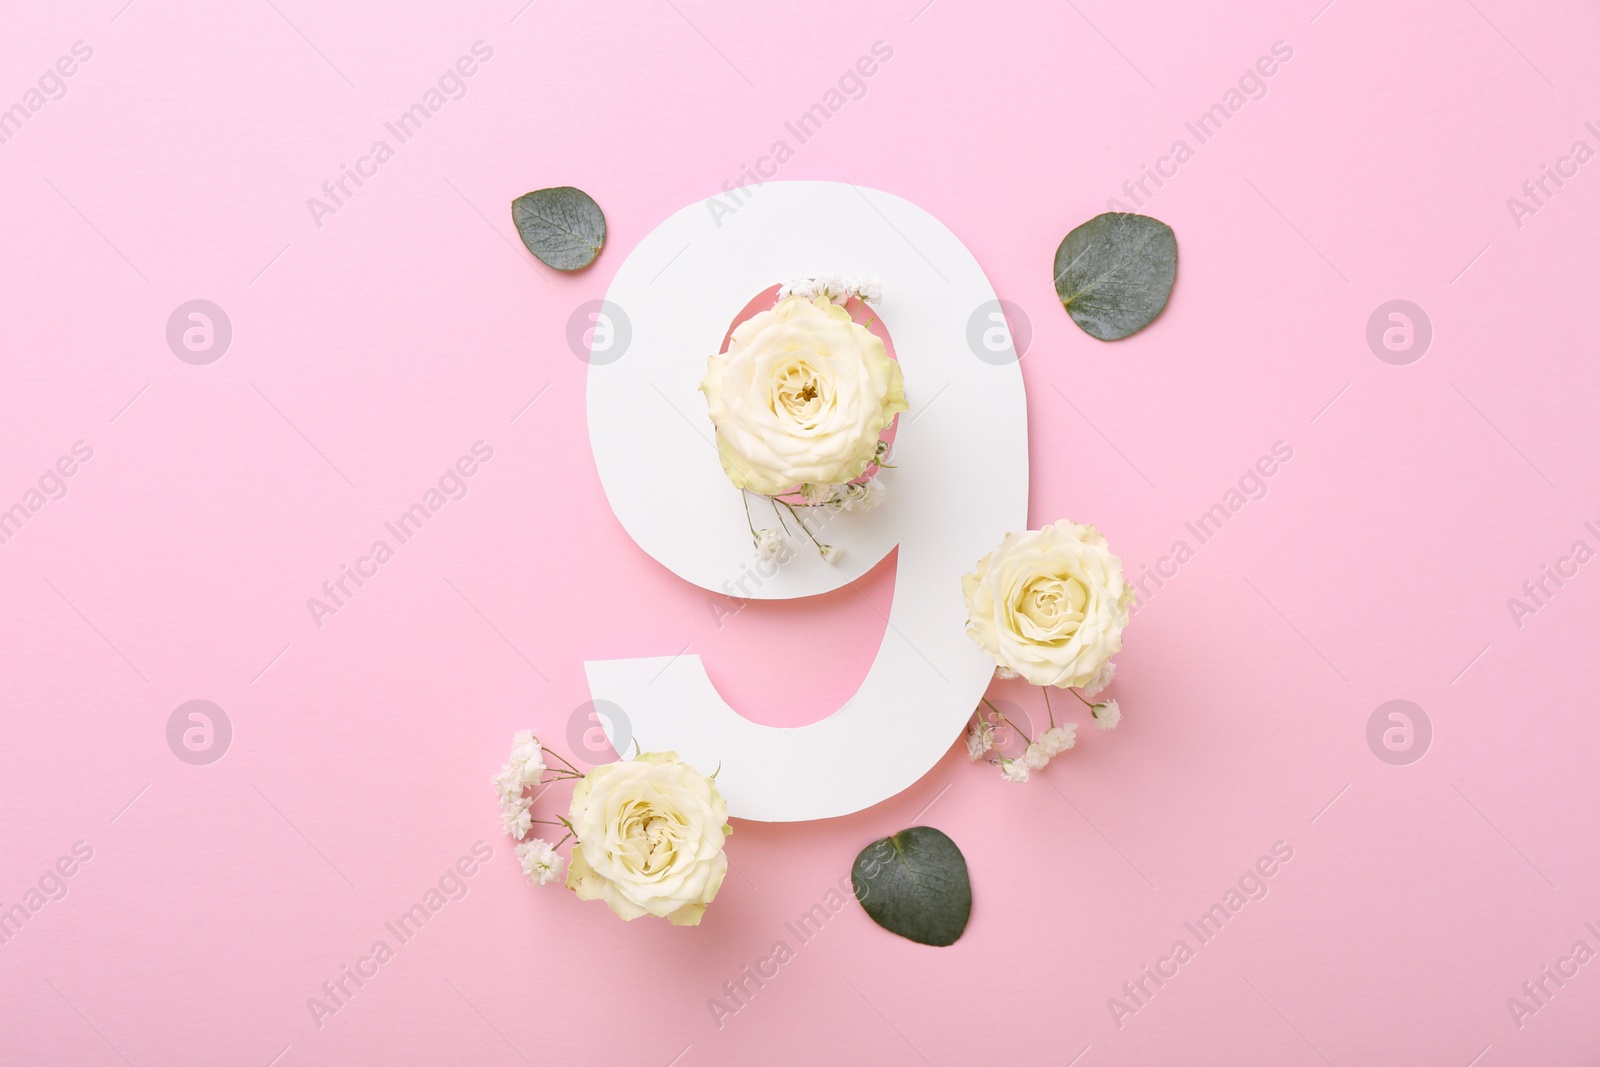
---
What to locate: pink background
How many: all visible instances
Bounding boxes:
[3,0,1598,1064]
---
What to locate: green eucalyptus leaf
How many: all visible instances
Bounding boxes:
[1053,212,1177,341]
[851,826,971,947]
[511,186,606,270]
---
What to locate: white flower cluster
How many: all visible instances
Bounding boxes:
[515,838,563,886]
[965,657,1122,783]
[799,478,886,513]
[749,470,888,568]
[753,525,839,564]
[777,273,883,304]
[964,720,994,760]
[1082,661,1116,698]
[754,526,788,562]
[1023,725,1077,770]
[967,718,1076,783]
[491,730,564,886]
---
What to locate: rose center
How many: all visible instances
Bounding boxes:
[717,284,902,469]
[772,359,829,427]
[615,804,685,875]
[1014,575,1086,639]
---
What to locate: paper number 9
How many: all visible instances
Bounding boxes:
[583,182,1028,822]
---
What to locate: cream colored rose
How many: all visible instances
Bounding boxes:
[700,294,907,496]
[962,521,1133,688]
[565,751,731,926]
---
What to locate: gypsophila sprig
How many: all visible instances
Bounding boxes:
[515,839,564,886]
[777,272,882,304]
[970,690,1103,783]
[1092,699,1121,730]
[1001,758,1030,783]
[965,719,994,760]
[1082,661,1116,698]
[491,730,583,864]
[753,527,789,562]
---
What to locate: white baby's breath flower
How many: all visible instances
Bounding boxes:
[1082,661,1117,699]
[1092,699,1122,730]
[837,480,885,512]
[1039,724,1077,756]
[501,798,533,840]
[819,544,842,563]
[966,720,994,760]
[778,276,820,301]
[995,666,1019,680]
[1000,758,1030,783]
[779,274,881,304]
[493,774,524,816]
[800,482,839,507]
[1022,742,1051,770]
[754,528,789,562]
[515,839,564,886]
[508,730,545,783]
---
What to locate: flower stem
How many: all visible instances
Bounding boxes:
[770,496,794,537]
[776,498,825,552]
[979,697,1030,744]
[1004,714,1032,744]
[740,490,759,541]
[1042,685,1056,729]
[537,770,583,783]
[544,748,585,775]
[1068,688,1096,709]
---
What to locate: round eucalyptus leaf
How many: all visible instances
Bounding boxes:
[1053,212,1177,341]
[511,186,606,271]
[851,826,971,947]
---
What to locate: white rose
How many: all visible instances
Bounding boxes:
[962,520,1132,688]
[565,751,731,926]
[701,294,906,496]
